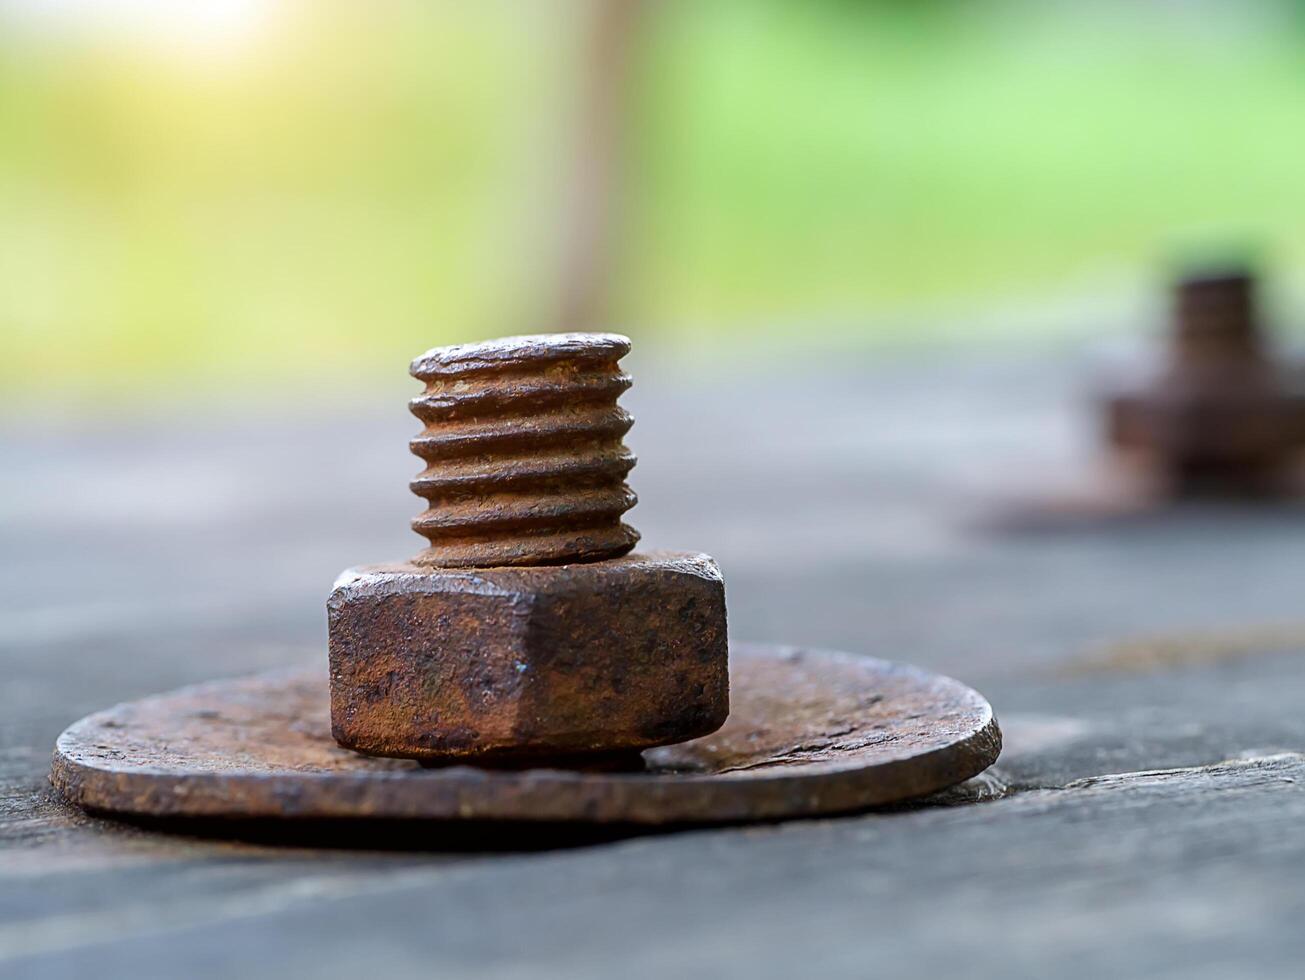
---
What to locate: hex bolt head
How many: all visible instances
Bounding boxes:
[328,553,729,764]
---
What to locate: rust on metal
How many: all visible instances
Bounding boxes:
[408,332,639,568]
[328,551,730,763]
[329,332,731,765]
[51,644,1002,826]
[1105,270,1305,496]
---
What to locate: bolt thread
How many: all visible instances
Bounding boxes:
[1172,271,1261,366]
[408,333,639,567]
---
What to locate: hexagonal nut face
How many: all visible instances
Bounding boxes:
[327,551,729,762]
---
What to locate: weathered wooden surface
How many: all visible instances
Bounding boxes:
[4,349,1305,978]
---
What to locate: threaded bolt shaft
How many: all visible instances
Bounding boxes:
[1171,271,1262,368]
[408,333,640,568]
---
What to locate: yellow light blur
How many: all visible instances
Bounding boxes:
[0,0,274,64]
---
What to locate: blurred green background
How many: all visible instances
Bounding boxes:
[4,0,1305,399]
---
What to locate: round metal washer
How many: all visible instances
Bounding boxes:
[51,644,1000,825]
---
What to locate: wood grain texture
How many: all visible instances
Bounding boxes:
[5,352,1305,979]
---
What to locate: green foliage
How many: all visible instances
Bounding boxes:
[2,0,1305,395]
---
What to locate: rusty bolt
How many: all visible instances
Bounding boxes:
[328,333,729,764]
[1105,269,1305,496]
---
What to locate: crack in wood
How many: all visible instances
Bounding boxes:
[1060,752,1305,793]
[1064,624,1305,675]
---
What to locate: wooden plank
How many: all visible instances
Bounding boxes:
[4,354,1305,978]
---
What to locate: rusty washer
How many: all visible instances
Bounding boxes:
[53,644,1001,826]
[328,333,730,764]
